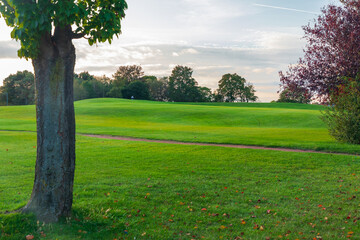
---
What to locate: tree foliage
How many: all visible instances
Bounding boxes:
[279,0,360,102]
[145,76,169,101]
[243,83,258,103]
[168,66,200,102]
[121,80,150,100]
[322,76,360,144]
[0,0,127,58]
[73,72,110,100]
[113,65,144,85]
[3,67,262,104]
[277,88,311,104]
[0,70,34,105]
[167,65,212,102]
[217,73,257,102]
[109,65,144,98]
[198,87,212,102]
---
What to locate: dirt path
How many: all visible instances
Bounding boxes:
[1,130,356,156]
[82,134,358,156]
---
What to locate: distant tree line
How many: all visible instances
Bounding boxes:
[0,70,35,105]
[0,65,258,105]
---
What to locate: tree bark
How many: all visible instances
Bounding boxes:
[22,26,76,223]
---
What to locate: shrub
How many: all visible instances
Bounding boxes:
[321,76,360,144]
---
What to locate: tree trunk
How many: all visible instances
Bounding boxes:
[22,26,76,223]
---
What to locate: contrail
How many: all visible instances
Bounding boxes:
[253,3,319,15]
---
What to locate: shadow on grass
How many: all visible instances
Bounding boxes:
[0,208,126,239]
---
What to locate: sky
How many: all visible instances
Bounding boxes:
[0,0,338,102]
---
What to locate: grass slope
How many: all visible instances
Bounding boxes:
[0,98,359,153]
[1,131,360,239]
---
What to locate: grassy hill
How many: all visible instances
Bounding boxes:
[1,131,360,239]
[0,98,358,153]
[1,99,360,239]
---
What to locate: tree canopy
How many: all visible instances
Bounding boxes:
[0,0,127,58]
[279,0,360,102]
[322,76,360,144]
[113,65,144,85]
[0,70,34,105]
[168,65,200,102]
[277,87,311,104]
[217,73,258,102]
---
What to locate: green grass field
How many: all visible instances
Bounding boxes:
[1,99,360,239]
[0,98,359,153]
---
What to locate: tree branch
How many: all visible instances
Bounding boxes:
[71,32,86,39]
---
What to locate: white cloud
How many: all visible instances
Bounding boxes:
[195,65,232,71]
[182,48,199,54]
[71,39,306,102]
[0,21,12,41]
[0,0,326,102]
[0,59,33,83]
[257,31,305,50]
[252,67,277,75]
[172,48,199,57]
[0,41,19,58]
[180,0,254,22]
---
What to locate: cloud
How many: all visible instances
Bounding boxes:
[72,33,306,102]
[253,4,319,15]
[0,58,33,83]
[256,31,305,50]
[172,48,199,57]
[195,65,232,71]
[0,41,20,59]
[181,0,251,21]
[252,67,277,75]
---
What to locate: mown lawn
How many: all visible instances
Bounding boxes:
[1,131,360,239]
[0,98,360,153]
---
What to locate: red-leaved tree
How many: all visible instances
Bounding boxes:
[279,0,360,102]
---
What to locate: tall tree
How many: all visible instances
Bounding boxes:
[279,0,360,102]
[218,73,245,102]
[96,75,112,98]
[113,65,144,85]
[243,83,258,103]
[110,65,144,98]
[217,73,257,102]
[121,80,150,100]
[145,76,169,101]
[277,87,311,104]
[0,70,35,105]
[197,86,212,102]
[0,0,127,222]
[168,65,200,102]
